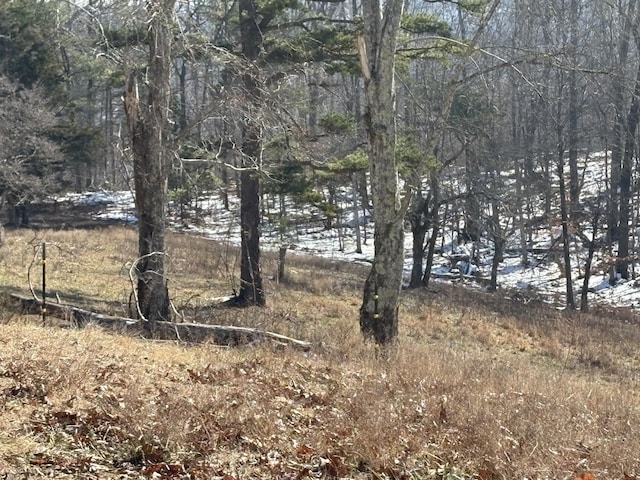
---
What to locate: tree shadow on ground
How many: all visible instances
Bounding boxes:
[3,201,132,231]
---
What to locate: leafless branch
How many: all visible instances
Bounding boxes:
[127,251,169,323]
[27,244,42,304]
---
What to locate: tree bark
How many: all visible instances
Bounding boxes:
[580,194,602,312]
[617,33,640,279]
[357,0,405,345]
[238,167,265,305]
[123,0,176,324]
[236,0,265,306]
[511,77,529,267]
[488,170,503,292]
[609,0,637,284]
[409,189,433,288]
[557,104,575,309]
[567,0,580,222]
[421,182,440,288]
[464,145,481,241]
[352,173,363,254]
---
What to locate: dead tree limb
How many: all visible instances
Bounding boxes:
[9,294,312,351]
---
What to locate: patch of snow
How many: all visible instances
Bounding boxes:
[57,151,640,311]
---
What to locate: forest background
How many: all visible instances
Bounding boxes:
[3,0,640,339]
[3,0,640,477]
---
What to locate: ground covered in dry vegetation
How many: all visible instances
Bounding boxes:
[1,223,640,479]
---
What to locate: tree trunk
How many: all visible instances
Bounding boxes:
[123,0,176,324]
[511,79,529,267]
[567,0,580,222]
[489,173,503,292]
[177,59,188,132]
[580,194,602,312]
[489,234,503,292]
[409,220,427,288]
[567,69,580,222]
[409,189,432,288]
[104,85,116,186]
[238,167,265,305]
[352,174,363,254]
[277,246,287,283]
[557,125,575,309]
[422,225,438,287]
[464,145,481,241]
[609,0,637,283]
[515,159,529,266]
[236,0,265,306]
[357,0,405,345]
[421,176,440,287]
[8,204,29,227]
[618,36,640,279]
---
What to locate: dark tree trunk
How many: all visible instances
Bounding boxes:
[618,44,640,279]
[489,236,503,292]
[464,146,481,241]
[410,228,427,288]
[177,60,188,132]
[409,191,431,288]
[489,179,504,292]
[609,0,637,283]
[581,194,602,312]
[422,222,439,287]
[558,140,575,310]
[236,0,265,306]
[277,246,287,283]
[421,176,440,287]
[409,179,441,289]
[238,166,265,305]
[123,0,176,324]
[567,0,580,222]
[8,204,29,227]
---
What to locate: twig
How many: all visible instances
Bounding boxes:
[127,250,173,323]
[127,258,145,322]
[169,300,183,342]
[27,244,42,303]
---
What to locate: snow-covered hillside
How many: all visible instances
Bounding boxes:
[60,151,640,311]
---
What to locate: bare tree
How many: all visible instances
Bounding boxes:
[357,0,405,345]
[0,77,63,225]
[234,0,266,306]
[123,0,177,324]
[608,0,638,283]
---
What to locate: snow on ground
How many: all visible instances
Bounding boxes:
[60,191,138,224]
[61,175,640,313]
[60,191,640,314]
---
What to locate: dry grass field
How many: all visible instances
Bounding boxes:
[1,222,640,479]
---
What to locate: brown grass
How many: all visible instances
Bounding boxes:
[1,226,640,478]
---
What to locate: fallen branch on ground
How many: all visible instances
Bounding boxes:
[9,293,312,351]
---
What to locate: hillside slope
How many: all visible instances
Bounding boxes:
[1,226,640,478]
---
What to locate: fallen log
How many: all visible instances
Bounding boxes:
[9,294,312,351]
